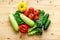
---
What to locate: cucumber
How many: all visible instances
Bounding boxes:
[44,20,51,30]
[9,14,19,32]
[42,14,49,25]
[20,13,35,27]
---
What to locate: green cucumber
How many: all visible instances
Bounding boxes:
[20,13,35,27]
[42,14,49,25]
[9,14,19,32]
[44,20,51,30]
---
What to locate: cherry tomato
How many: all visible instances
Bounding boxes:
[24,10,29,16]
[28,13,35,19]
[34,16,39,20]
[28,7,34,13]
[19,24,28,33]
[34,10,40,15]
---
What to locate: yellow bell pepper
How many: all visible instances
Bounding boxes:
[18,2,27,12]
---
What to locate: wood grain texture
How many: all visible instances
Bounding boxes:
[0,0,60,40]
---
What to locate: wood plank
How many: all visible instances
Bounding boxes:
[0,0,60,40]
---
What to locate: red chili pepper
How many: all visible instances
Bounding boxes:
[19,24,28,33]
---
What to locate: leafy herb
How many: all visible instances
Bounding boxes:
[39,10,45,20]
[13,10,24,24]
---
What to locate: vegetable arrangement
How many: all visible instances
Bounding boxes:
[9,2,51,36]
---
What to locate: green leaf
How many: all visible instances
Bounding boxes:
[13,10,24,24]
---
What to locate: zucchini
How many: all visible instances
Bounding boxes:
[9,14,19,32]
[44,20,51,30]
[20,13,35,27]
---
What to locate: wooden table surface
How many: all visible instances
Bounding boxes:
[0,0,60,40]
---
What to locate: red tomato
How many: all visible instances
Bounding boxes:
[34,10,40,15]
[28,13,35,19]
[28,7,34,13]
[34,16,39,20]
[24,10,29,16]
[19,24,28,33]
